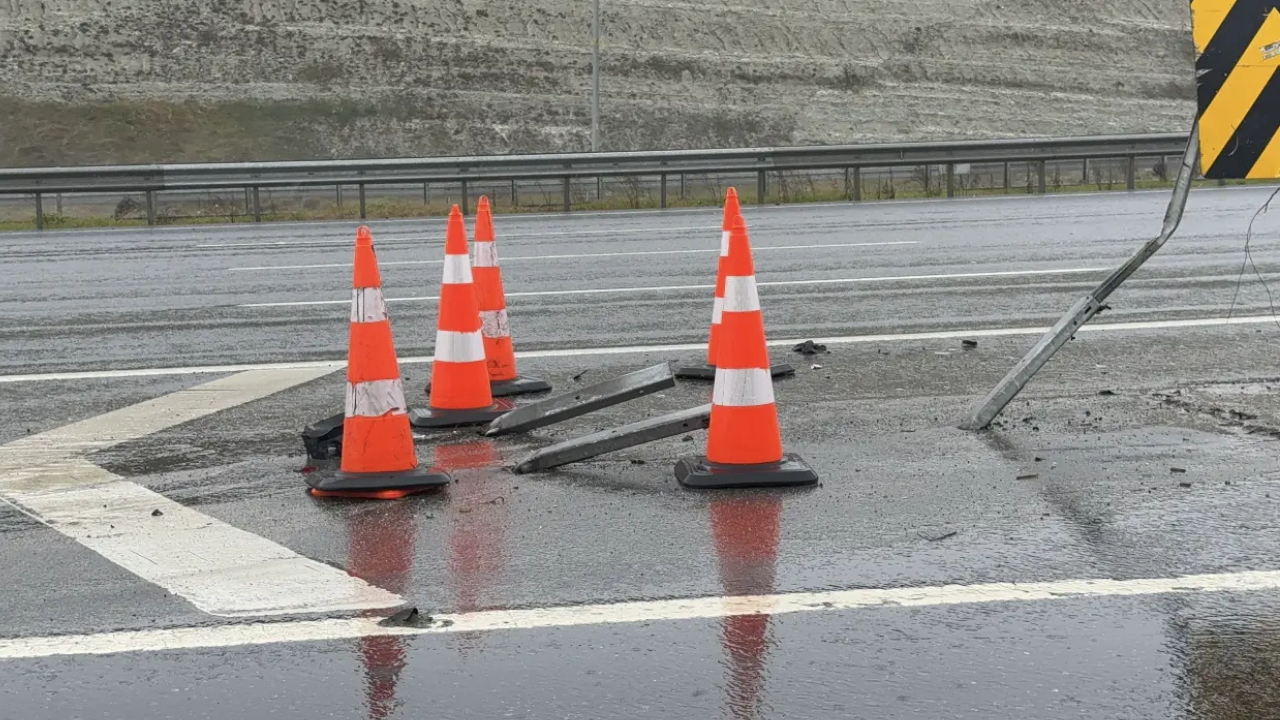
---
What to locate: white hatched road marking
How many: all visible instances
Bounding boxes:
[0,368,405,617]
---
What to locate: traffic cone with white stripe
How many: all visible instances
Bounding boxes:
[675,188,793,381]
[674,213,817,489]
[411,205,517,429]
[306,226,451,498]
[424,196,551,398]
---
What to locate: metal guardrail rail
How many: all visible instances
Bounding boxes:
[0,132,1191,228]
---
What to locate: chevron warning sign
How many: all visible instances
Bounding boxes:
[1192,0,1280,179]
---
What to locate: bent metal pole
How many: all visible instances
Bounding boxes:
[959,123,1200,431]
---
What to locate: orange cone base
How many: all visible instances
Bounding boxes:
[408,398,518,429]
[423,375,552,398]
[305,466,452,498]
[673,363,797,381]
[674,453,818,489]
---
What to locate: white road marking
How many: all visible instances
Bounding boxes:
[196,224,719,249]
[0,313,1274,384]
[3,568,1279,660]
[240,267,1108,308]
[0,368,404,617]
[226,241,918,272]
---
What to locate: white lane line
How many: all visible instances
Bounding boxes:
[0,368,404,617]
[4,568,1279,660]
[226,241,918,272]
[196,224,719,249]
[240,267,1108,308]
[1,313,1275,384]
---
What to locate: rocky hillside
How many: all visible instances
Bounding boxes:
[0,0,1197,166]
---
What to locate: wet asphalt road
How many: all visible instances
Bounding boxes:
[3,187,1280,719]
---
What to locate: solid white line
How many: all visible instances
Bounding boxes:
[4,568,1279,660]
[196,224,719,249]
[0,313,1274,384]
[240,267,1107,308]
[227,241,918,271]
[0,368,405,617]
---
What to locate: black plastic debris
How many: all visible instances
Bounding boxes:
[791,340,828,355]
[961,339,978,349]
[151,509,163,517]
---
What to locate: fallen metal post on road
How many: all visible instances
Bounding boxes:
[959,124,1200,431]
[485,363,676,437]
[513,404,712,474]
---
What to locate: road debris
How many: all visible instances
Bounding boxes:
[918,529,958,542]
[792,340,828,355]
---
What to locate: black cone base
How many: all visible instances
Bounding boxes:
[409,398,518,429]
[425,376,552,398]
[674,453,818,489]
[673,363,796,380]
[305,466,452,499]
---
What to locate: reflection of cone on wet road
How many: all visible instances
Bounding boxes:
[674,214,818,489]
[347,502,416,719]
[412,205,516,429]
[712,497,781,720]
[676,188,793,381]
[307,226,451,499]
[438,440,509,655]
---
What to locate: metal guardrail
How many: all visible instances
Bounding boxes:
[0,132,1191,228]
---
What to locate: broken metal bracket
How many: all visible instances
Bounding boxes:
[513,404,712,473]
[486,362,676,437]
[960,123,1201,431]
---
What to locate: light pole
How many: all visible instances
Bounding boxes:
[591,0,601,152]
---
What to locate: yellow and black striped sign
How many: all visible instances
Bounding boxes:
[1192,0,1280,179]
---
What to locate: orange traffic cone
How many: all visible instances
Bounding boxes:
[306,226,451,498]
[424,196,551,398]
[411,205,517,428]
[674,213,817,489]
[676,188,793,381]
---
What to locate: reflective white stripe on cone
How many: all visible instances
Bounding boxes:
[711,368,775,407]
[350,288,389,323]
[442,255,473,284]
[434,330,487,363]
[722,276,761,313]
[480,310,511,338]
[345,379,410,418]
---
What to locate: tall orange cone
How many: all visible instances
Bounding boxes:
[411,205,517,428]
[306,226,451,498]
[675,188,793,381]
[425,196,551,398]
[674,213,817,489]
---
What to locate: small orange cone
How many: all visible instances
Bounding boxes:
[674,213,817,489]
[411,205,517,428]
[676,188,793,381]
[306,226,451,498]
[425,196,551,398]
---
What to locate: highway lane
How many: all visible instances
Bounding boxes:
[2,186,1279,376]
[4,187,1280,718]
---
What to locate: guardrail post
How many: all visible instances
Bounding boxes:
[337,185,344,208]
[34,193,44,231]
[756,169,767,205]
[252,187,262,222]
[1081,159,1089,184]
[1037,161,1047,194]
[946,164,956,198]
[461,179,470,215]
[1003,162,1010,194]
[563,177,571,212]
[1126,155,1137,190]
[422,183,429,206]
[660,173,668,209]
[853,167,862,201]
[55,193,63,215]
[244,188,252,215]
[679,174,686,200]
[358,183,367,219]
[511,179,518,206]
[145,190,157,226]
